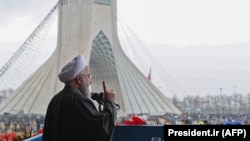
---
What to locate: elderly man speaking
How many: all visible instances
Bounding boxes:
[42,55,117,141]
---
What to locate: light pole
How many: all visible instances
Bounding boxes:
[233,85,237,114]
[219,88,222,121]
[248,93,250,114]
[233,85,237,94]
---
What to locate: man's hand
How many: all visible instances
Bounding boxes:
[103,81,116,101]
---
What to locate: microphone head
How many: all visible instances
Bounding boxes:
[91,92,104,102]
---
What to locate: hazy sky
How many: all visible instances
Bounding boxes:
[1,0,250,48]
[118,0,250,47]
[0,0,250,96]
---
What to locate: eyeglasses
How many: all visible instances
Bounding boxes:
[80,73,92,79]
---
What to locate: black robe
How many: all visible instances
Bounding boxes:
[42,85,117,141]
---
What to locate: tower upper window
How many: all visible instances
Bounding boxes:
[94,0,110,5]
[61,0,68,5]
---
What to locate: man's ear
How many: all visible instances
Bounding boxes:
[76,75,82,84]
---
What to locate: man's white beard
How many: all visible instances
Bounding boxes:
[85,85,92,98]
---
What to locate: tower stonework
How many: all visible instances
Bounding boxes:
[0,0,181,115]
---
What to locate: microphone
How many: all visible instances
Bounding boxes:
[91,92,104,104]
[91,92,120,110]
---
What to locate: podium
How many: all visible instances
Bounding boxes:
[24,125,164,141]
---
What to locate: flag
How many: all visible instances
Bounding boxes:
[147,67,151,81]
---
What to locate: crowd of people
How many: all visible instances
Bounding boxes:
[0,112,44,134]
[0,111,249,135]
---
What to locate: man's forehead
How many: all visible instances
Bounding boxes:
[84,66,91,73]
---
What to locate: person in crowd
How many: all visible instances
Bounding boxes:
[42,55,117,141]
[243,120,248,125]
[198,120,208,125]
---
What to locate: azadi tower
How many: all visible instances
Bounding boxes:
[0,0,181,115]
